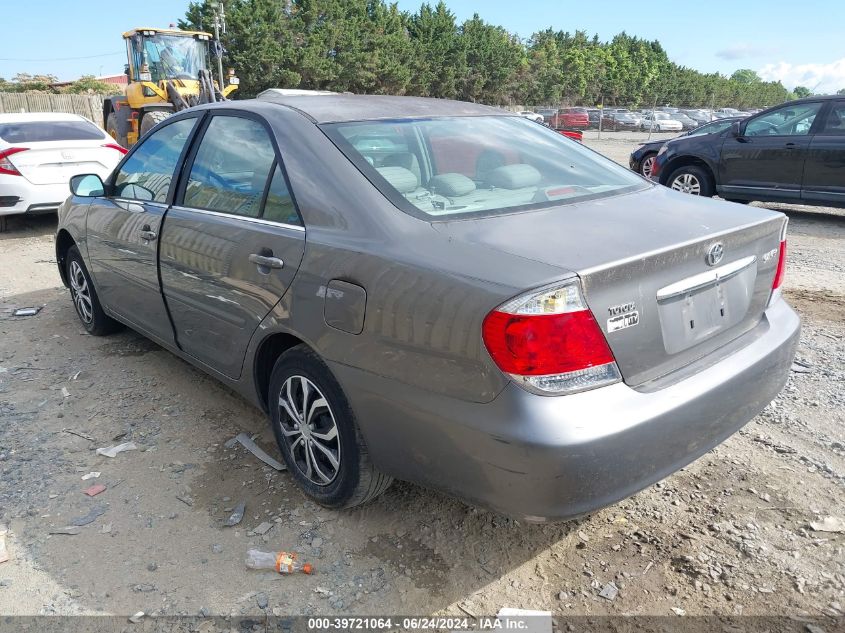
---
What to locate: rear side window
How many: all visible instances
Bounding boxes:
[114,117,196,202]
[183,116,276,218]
[262,165,301,226]
[0,120,105,143]
[821,102,845,135]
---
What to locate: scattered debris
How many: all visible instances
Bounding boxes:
[176,494,194,507]
[224,501,245,527]
[61,387,70,398]
[599,582,619,601]
[63,428,95,442]
[790,363,812,374]
[71,505,107,527]
[81,472,101,480]
[49,526,81,536]
[227,432,286,471]
[101,524,112,534]
[810,516,845,533]
[252,521,274,536]
[96,441,138,458]
[83,484,107,497]
[13,307,41,317]
[128,612,145,624]
[671,607,686,616]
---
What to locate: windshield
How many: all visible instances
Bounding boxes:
[139,34,207,82]
[324,116,647,219]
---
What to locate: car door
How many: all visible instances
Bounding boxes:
[86,115,200,344]
[719,101,824,200]
[802,100,845,204]
[158,112,305,379]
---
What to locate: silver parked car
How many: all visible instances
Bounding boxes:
[56,94,799,521]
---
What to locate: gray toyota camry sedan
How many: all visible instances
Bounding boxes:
[55,92,799,521]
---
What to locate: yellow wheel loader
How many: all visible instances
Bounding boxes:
[104,28,239,147]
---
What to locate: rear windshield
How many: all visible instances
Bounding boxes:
[324,116,646,219]
[0,120,105,143]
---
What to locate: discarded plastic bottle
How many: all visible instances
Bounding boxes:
[245,549,314,574]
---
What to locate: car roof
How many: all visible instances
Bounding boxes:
[255,91,507,123]
[0,112,89,123]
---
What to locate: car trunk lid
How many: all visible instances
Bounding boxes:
[432,186,786,387]
[11,141,116,185]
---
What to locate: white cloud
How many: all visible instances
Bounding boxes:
[758,58,845,93]
[716,44,776,61]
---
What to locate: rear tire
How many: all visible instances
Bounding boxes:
[269,345,393,509]
[0,216,7,233]
[105,112,127,149]
[139,110,171,138]
[667,165,715,197]
[66,245,121,336]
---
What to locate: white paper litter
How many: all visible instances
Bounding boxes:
[81,472,101,480]
[96,442,138,458]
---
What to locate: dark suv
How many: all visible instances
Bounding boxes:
[652,96,845,207]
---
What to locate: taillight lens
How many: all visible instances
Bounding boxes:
[482,281,622,395]
[102,143,128,155]
[772,239,786,290]
[0,147,29,176]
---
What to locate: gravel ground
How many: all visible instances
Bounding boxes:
[0,136,843,621]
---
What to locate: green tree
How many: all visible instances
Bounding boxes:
[407,2,465,98]
[64,75,122,95]
[793,86,812,98]
[837,88,845,96]
[731,68,762,84]
[458,14,524,104]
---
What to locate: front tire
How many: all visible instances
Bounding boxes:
[269,345,393,509]
[667,165,715,197]
[139,111,171,139]
[639,153,657,177]
[66,245,121,335]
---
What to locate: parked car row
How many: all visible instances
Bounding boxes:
[630,96,845,209]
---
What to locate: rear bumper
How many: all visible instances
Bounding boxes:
[0,178,67,215]
[332,299,800,521]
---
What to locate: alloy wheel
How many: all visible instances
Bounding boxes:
[69,260,93,323]
[278,375,341,486]
[670,173,702,195]
[641,156,656,178]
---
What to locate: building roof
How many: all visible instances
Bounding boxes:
[256,91,509,123]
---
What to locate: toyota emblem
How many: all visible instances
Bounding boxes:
[705,242,724,267]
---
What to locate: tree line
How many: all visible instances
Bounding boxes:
[180,0,814,108]
[0,73,122,95]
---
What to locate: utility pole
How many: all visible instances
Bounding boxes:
[212,2,226,89]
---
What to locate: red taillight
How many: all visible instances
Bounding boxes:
[482,281,621,395]
[772,239,786,290]
[0,147,29,176]
[483,310,614,376]
[102,143,128,155]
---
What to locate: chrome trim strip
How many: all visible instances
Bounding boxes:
[656,255,757,301]
[723,185,800,192]
[168,205,306,232]
[113,198,168,209]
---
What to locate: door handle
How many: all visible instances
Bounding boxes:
[139,227,157,241]
[784,142,797,149]
[249,253,284,269]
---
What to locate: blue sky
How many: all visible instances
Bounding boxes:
[3,0,845,92]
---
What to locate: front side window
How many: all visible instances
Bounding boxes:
[325,116,646,219]
[183,116,276,218]
[745,102,822,136]
[114,117,196,202]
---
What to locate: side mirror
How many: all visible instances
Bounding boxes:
[730,120,742,137]
[70,174,105,197]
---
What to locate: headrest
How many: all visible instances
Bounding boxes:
[486,164,541,189]
[428,173,476,197]
[376,166,419,194]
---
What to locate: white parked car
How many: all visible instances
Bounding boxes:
[517,110,545,123]
[0,112,125,231]
[639,112,683,132]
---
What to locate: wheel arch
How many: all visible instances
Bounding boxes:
[55,229,77,288]
[253,331,310,413]
[659,155,715,186]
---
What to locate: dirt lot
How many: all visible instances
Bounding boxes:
[1,135,843,621]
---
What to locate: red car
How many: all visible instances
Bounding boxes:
[558,129,583,142]
[551,107,589,130]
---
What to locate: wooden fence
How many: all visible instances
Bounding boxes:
[0,93,107,128]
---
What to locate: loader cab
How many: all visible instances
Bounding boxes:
[125,29,211,84]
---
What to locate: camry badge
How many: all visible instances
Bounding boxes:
[705,242,724,267]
